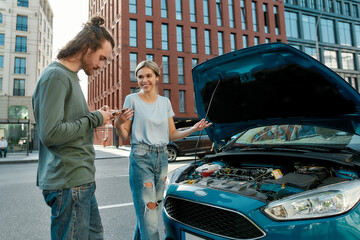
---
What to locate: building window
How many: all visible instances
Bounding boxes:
[130,53,137,82]
[335,1,342,14]
[162,24,169,50]
[252,2,258,32]
[254,36,260,45]
[0,33,4,45]
[263,4,269,34]
[229,0,235,28]
[177,26,183,52]
[0,77,2,91]
[192,58,198,68]
[129,19,137,47]
[190,0,196,22]
[163,89,170,99]
[304,46,317,59]
[146,0,152,16]
[129,0,137,14]
[355,25,360,47]
[16,15,28,31]
[342,52,354,70]
[230,33,236,51]
[285,11,299,38]
[328,0,335,13]
[146,54,154,61]
[274,6,280,35]
[324,50,338,69]
[309,0,316,9]
[13,79,25,96]
[320,19,335,44]
[162,56,169,84]
[130,87,138,93]
[179,90,185,113]
[338,22,352,46]
[15,57,26,74]
[146,21,153,49]
[243,35,248,48]
[176,0,182,20]
[218,32,224,55]
[345,3,351,16]
[17,0,28,7]
[161,0,168,18]
[191,28,197,53]
[0,56,3,68]
[353,4,359,18]
[205,30,211,55]
[15,36,27,52]
[0,13,3,23]
[178,58,184,84]
[302,15,316,41]
[204,0,209,24]
[216,0,222,26]
[241,0,247,30]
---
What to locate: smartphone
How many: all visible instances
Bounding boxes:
[112,108,127,115]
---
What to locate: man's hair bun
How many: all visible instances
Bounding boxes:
[90,16,105,27]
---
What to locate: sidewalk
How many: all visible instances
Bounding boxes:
[0,145,131,164]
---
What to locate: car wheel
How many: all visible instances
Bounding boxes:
[167,146,178,162]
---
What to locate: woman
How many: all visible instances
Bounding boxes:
[114,60,211,240]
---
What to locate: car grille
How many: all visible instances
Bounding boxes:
[164,196,265,240]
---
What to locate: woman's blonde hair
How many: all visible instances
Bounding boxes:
[135,60,161,78]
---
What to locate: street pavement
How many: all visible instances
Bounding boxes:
[0,145,132,164]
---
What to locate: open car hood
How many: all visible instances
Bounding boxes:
[192,43,360,144]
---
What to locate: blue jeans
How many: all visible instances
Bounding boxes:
[129,143,168,240]
[43,182,103,240]
[0,147,7,157]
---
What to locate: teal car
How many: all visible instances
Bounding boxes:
[162,43,360,240]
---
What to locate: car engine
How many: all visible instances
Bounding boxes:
[176,156,359,202]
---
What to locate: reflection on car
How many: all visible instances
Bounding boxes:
[162,43,360,240]
[167,129,213,162]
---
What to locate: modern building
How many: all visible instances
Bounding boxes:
[0,0,53,151]
[284,0,360,91]
[88,0,287,146]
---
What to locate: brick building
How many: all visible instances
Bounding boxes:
[88,0,287,146]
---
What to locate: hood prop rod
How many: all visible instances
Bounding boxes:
[193,73,223,167]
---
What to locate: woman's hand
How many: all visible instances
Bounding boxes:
[191,118,212,132]
[114,108,134,127]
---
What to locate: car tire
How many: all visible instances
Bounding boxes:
[167,146,178,162]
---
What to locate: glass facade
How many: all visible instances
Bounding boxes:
[161,0,168,18]
[14,57,26,74]
[285,11,299,38]
[162,56,169,84]
[320,19,335,44]
[15,36,27,52]
[16,16,28,31]
[177,26,183,52]
[162,24,169,50]
[205,30,211,55]
[302,15,316,41]
[146,21,153,49]
[178,57,184,84]
[338,22,352,46]
[191,28,197,53]
[13,79,25,96]
[190,0,196,22]
[130,53,137,82]
[129,19,137,47]
[179,90,185,113]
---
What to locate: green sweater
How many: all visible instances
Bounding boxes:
[32,62,103,190]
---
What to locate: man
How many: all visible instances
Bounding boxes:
[0,137,8,157]
[32,16,115,240]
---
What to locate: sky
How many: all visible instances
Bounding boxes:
[48,0,89,99]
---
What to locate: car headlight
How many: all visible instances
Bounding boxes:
[163,164,192,198]
[263,180,360,220]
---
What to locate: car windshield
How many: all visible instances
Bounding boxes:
[228,124,360,152]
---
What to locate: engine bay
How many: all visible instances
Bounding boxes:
[176,154,360,202]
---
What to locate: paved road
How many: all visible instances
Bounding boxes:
[0,155,192,240]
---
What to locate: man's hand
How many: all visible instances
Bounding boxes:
[98,105,114,126]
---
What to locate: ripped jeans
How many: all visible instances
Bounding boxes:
[129,143,168,240]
